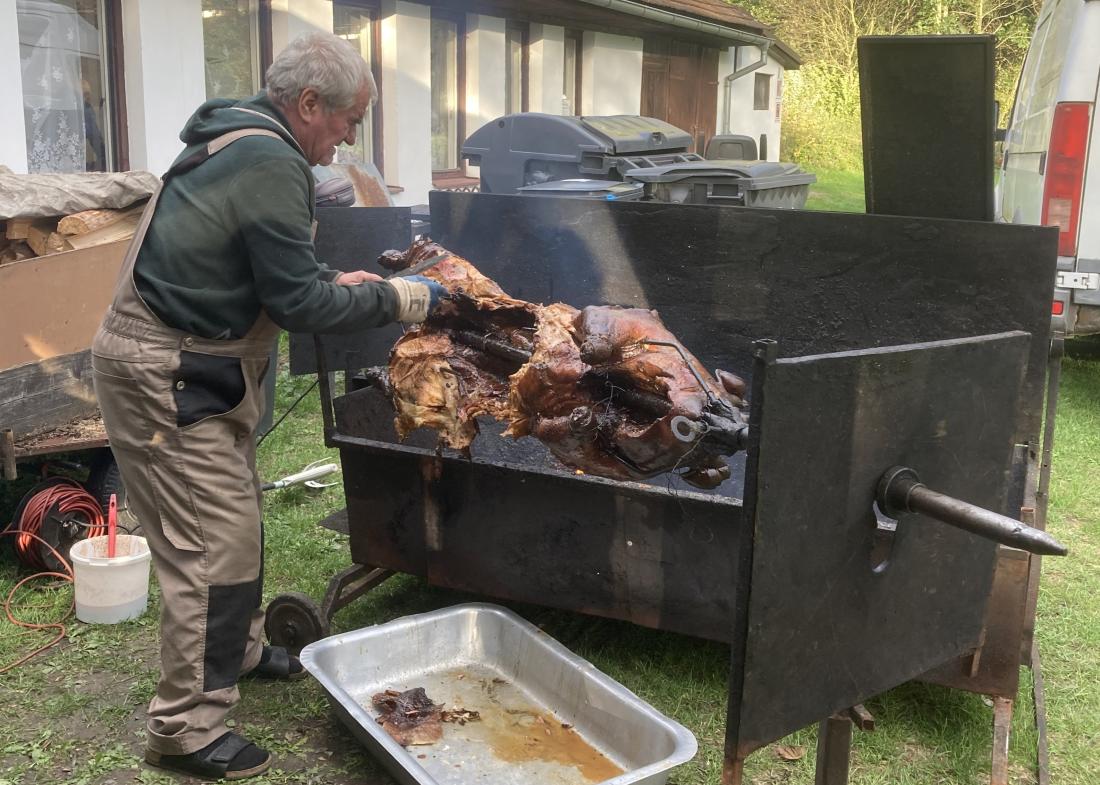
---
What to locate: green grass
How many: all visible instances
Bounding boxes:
[1034,357,1100,783]
[2,286,1098,783]
[803,168,865,213]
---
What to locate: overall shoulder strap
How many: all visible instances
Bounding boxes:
[168,127,286,179]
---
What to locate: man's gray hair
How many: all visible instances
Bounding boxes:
[266,31,376,111]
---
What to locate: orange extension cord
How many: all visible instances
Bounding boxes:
[1,481,105,673]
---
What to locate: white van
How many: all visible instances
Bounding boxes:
[997,0,1100,336]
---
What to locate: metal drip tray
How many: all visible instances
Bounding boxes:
[300,604,697,785]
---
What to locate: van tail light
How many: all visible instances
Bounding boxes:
[1042,102,1092,256]
[1052,300,1065,316]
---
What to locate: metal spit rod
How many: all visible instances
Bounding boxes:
[877,466,1068,557]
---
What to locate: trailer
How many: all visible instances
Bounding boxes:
[0,238,132,558]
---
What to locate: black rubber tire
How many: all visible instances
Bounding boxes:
[85,448,140,535]
[264,592,330,656]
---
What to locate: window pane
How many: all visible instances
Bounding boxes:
[754,73,771,111]
[17,0,112,173]
[334,4,373,167]
[203,0,259,100]
[506,26,523,115]
[431,18,457,170]
[563,37,577,115]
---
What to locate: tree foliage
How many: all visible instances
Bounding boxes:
[731,0,1045,168]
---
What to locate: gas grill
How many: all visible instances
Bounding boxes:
[278,192,1062,784]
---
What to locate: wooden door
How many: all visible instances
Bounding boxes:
[642,38,719,152]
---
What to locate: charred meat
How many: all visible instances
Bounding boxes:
[380,238,748,489]
[371,687,443,746]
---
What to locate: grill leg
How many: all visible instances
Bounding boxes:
[721,754,745,785]
[815,713,853,785]
[991,696,1013,785]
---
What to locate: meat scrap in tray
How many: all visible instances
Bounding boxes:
[377,237,750,489]
[371,687,481,746]
[372,687,443,746]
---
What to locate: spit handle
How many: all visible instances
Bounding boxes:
[877,466,1068,557]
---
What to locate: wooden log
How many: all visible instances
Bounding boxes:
[5,217,35,240]
[26,222,72,257]
[0,241,34,265]
[58,208,126,236]
[66,210,141,250]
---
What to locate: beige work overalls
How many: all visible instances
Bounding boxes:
[92,126,289,756]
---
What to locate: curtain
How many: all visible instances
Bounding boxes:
[17,1,102,173]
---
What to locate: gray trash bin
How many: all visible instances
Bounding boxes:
[463,113,695,194]
[624,161,816,209]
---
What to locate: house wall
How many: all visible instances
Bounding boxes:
[466,12,506,174]
[581,32,643,116]
[121,0,207,176]
[0,1,27,172]
[380,0,432,206]
[717,45,785,161]
[270,0,333,54]
[529,23,566,115]
[3,0,792,199]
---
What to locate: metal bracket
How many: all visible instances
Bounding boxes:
[321,564,394,622]
[815,705,874,785]
[1055,271,1099,290]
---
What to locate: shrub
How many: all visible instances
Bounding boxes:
[780,64,863,172]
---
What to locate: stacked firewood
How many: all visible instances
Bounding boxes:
[0,203,143,265]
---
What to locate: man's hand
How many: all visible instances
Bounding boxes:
[334,270,384,286]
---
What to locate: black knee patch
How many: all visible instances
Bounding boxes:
[203,577,261,692]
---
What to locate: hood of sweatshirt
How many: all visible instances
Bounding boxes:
[174,92,305,164]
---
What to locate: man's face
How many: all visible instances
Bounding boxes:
[290,83,372,166]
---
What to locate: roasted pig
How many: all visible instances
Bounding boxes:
[379,238,748,489]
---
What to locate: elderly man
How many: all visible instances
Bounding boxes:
[92,32,444,780]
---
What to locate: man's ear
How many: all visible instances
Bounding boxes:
[297,87,322,123]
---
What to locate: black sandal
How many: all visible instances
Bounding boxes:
[246,645,308,681]
[145,732,271,781]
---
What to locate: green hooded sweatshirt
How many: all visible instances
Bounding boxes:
[134,92,398,339]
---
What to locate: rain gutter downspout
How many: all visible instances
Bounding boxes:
[573,0,775,135]
[722,42,770,134]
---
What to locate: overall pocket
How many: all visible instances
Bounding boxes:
[173,352,246,428]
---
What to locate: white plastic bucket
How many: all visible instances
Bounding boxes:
[69,534,151,624]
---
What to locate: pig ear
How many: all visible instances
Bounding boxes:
[715,368,747,397]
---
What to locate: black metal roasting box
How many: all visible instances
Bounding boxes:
[282,193,1061,783]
